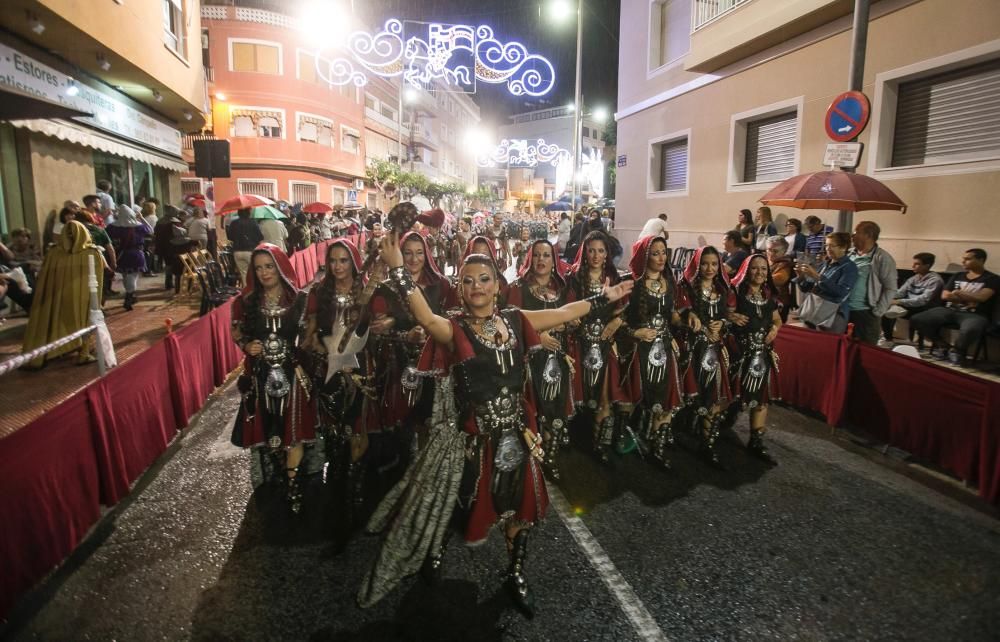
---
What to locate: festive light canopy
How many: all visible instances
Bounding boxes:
[312,19,555,97]
[477,138,571,168]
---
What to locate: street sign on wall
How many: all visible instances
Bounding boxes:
[824,90,871,143]
[617,154,627,168]
[823,142,864,168]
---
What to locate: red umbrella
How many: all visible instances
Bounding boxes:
[217,194,275,214]
[302,201,333,213]
[759,170,907,213]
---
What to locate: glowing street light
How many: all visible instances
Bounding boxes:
[464,128,493,154]
[298,1,349,44]
[404,87,419,103]
[548,0,574,23]
[592,107,608,123]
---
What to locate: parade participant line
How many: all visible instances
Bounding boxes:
[548,485,669,642]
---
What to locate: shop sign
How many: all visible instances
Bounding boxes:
[0,42,182,156]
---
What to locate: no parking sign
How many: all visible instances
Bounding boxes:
[824,91,871,143]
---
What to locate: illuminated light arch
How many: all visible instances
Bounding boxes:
[311,19,555,97]
[477,138,571,168]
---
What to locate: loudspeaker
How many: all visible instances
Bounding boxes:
[193,139,231,178]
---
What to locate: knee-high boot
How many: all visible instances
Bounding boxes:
[593,415,614,464]
[700,413,726,470]
[506,529,536,618]
[747,426,776,465]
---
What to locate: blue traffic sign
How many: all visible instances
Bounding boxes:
[824,91,871,143]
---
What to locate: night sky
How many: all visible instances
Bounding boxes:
[356,0,620,129]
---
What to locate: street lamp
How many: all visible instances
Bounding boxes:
[549,0,584,210]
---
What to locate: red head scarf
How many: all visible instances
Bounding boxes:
[517,238,567,289]
[729,253,775,299]
[462,235,506,284]
[401,230,447,284]
[417,208,445,228]
[681,245,730,289]
[571,230,618,283]
[324,237,365,283]
[243,243,298,295]
[629,235,673,282]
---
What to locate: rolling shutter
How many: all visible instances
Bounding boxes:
[743,111,796,182]
[891,58,1000,167]
[659,139,687,191]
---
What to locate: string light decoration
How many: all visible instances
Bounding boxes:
[477,138,571,168]
[312,19,555,96]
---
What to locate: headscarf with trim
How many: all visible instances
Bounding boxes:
[516,238,567,289]
[111,204,142,228]
[629,235,673,282]
[461,235,507,285]
[401,230,447,286]
[729,253,776,299]
[570,230,619,284]
[243,242,298,296]
[681,245,730,289]
[324,236,364,280]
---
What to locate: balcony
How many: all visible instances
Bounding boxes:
[686,0,859,73]
[364,107,409,138]
[694,0,754,30]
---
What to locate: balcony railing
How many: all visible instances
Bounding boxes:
[694,0,753,30]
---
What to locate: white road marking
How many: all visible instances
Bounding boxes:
[548,484,670,642]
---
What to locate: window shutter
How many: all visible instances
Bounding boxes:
[659,139,687,191]
[744,111,796,182]
[240,181,275,199]
[891,58,1000,167]
[291,183,317,204]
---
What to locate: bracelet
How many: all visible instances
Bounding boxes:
[583,291,610,312]
[389,266,416,298]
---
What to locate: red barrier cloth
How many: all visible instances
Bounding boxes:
[772,326,854,426]
[980,386,1000,505]
[846,344,988,483]
[209,299,242,384]
[0,394,102,618]
[91,341,180,488]
[166,317,217,425]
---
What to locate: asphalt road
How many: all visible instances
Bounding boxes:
[8,382,1000,641]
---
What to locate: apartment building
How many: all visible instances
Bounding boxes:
[0,0,207,236]
[615,0,1000,266]
[188,2,368,208]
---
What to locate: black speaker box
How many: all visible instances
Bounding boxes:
[193,139,231,178]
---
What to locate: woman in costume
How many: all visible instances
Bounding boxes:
[507,239,574,480]
[304,238,375,517]
[230,243,316,513]
[511,226,532,272]
[568,230,627,463]
[21,220,107,368]
[358,234,631,617]
[106,204,152,311]
[728,254,781,464]
[622,236,693,468]
[677,246,733,468]
[446,234,509,308]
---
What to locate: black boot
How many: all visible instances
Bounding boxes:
[651,420,672,471]
[347,459,366,522]
[747,429,777,465]
[542,427,561,481]
[700,415,726,471]
[506,530,536,618]
[123,292,134,311]
[593,416,614,465]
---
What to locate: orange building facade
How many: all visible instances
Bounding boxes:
[183,4,370,208]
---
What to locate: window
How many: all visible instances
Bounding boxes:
[341,126,360,154]
[649,0,691,71]
[298,114,334,147]
[298,51,323,84]
[231,109,285,139]
[258,116,281,138]
[890,58,1000,167]
[181,179,203,196]
[742,112,797,182]
[163,0,185,57]
[380,104,397,122]
[649,135,688,193]
[339,83,358,103]
[231,40,281,74]
[333,187,346,205]
[367,192,378,209]
[365,94,377,110]
[238,179,277,199]
[582,126,590,138]
[290,182,318,205]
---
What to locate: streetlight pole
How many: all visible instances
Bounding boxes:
[570,0,583,211]
[837,0,871,233]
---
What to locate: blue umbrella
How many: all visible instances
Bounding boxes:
[543,201,573,211]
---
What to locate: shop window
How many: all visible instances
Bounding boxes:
[163,0,186,58]
[231,40,281,75]
[132,161,156,202]
[93,151,130,206]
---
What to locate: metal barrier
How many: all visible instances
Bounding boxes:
[0,255,110,377]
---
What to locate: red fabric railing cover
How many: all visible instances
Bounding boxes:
[166,319,217,426]
[772,326,853,426]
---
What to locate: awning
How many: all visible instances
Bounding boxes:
[0,84,93,121]
[7,118,188,173]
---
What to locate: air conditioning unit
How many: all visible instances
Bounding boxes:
[353,179,365,190]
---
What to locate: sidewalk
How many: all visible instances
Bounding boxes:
[0,275,202,439]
